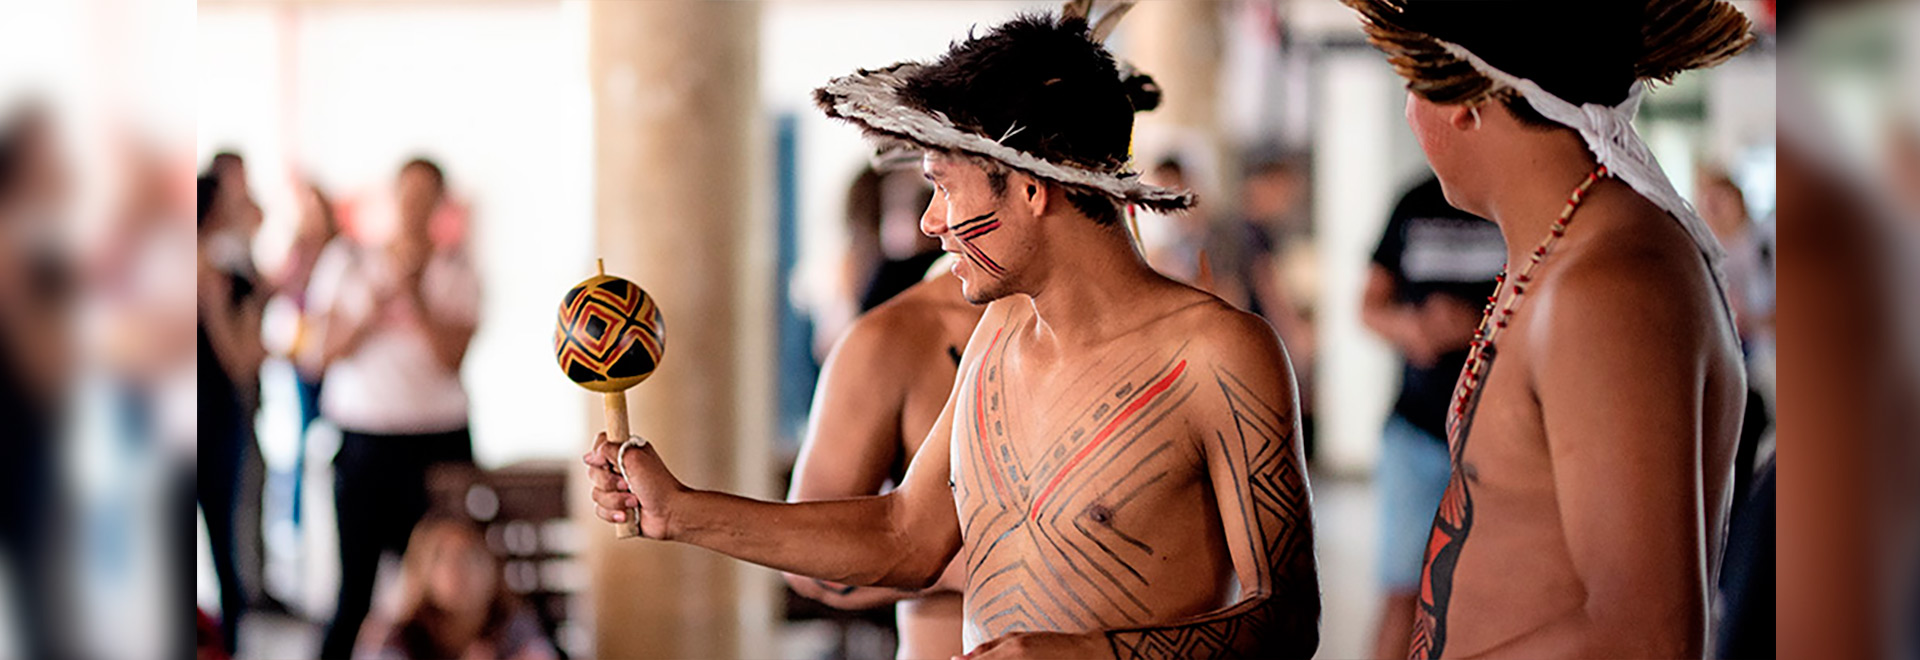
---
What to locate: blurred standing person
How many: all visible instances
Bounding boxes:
[1215,153,1318,446]
[798,167,885,361]
[276,183,341,528]
[1696,170,1774,499]
[1358,175,1504,659]
[198,155,268,654]
[1697,170,1773,352]
[0,104,79,659]
[1138,157,1209,284]
[311,158,480,660]
[209,153,287,617]
[856,166,940,311]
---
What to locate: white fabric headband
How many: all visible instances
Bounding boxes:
[1435,39,1732,314]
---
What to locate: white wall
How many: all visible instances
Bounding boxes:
[1311,53,1414,475]
[198,1,593,468]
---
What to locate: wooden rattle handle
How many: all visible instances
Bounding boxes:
[603,390,643,539]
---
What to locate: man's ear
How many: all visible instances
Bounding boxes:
[1448,102,1481,131]
[1017,173,1049,218]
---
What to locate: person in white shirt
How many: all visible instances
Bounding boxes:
[309,158,481,660]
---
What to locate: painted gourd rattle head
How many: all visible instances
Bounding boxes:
[554,262,666,393]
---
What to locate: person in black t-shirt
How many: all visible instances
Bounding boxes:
[1360,175,1505,659]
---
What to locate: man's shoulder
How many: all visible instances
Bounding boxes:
[1161,298,1292,372]
[839,301,937,358]
[1532,231,1731,355]
[858,290,971,346]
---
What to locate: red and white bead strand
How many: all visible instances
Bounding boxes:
[1447,166,1609,437]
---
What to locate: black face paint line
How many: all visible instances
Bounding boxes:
[952,211,1000,240]
[952,211,1007,276]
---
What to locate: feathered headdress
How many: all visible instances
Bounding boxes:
[1347,0,1752,107]
[813,1,1193,212]
[1345,0,1754,304]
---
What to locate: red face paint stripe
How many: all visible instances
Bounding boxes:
[959,240,1006,276]
[1028,359,1187,521]
[969,247,1005,275]
[974,328,1010,500]
[958,220,1001,241]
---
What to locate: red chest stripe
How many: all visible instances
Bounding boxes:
[974,328,1010,499]
[1028,359,1187,522]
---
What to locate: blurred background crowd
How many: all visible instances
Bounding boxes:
[0,0,1914,658]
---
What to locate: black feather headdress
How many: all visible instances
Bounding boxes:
[1344,0,1755,109]
[814,6,1192,212]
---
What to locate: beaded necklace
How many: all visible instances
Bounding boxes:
[1446,166,1608,442]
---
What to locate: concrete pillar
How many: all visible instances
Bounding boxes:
[1122,1,1229,208]
[578,2,776,658]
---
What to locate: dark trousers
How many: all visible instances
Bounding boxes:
[318,428,472,660]
[0,439,70,659]
[197,411,248,655]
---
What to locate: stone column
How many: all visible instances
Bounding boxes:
[579,3,775,658]
[1122,1,1228,204]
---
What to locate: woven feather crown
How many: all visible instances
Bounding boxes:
[1345,0,1755,108]
[814,11,1193,212]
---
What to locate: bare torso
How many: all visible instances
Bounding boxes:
[951,291,1255,648]
[1413,189,1745,658]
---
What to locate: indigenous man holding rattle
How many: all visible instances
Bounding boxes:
[582,8,1320,659]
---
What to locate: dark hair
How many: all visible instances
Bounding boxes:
[846,166,884,234]
[401,157,446,197]
[1063,190,1121,226]
[976,156,1121,226]
[0,105,56,199]
[1352,0,1753,110]
[895,12,1152,227]
[1152,157,1186,180]
[210,151,244,178]
[197,174,221,230]
[0,120,31,195]
[1244,148,1304,180]
[984,167,1009,197]
[900,14,1140,172]
[1498,92,1561,131]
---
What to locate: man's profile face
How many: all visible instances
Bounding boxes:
[921,152,1026,304]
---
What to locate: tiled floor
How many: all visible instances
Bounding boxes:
[216,472,1385,660]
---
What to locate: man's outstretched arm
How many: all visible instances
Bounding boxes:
[583,388,964,590]
[965,315,1321,660]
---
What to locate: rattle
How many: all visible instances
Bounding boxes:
[554,259,666,538]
